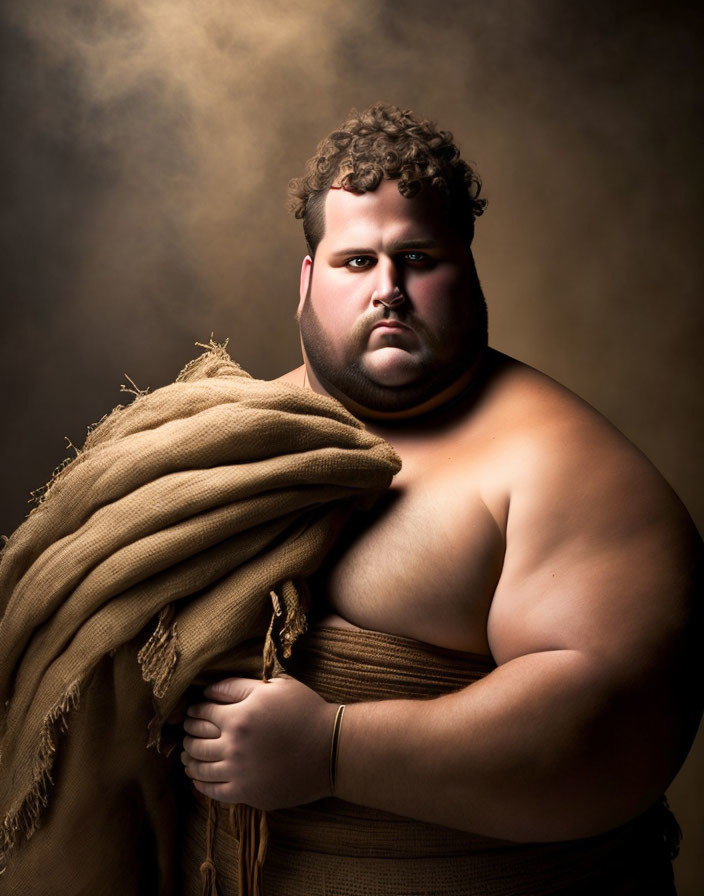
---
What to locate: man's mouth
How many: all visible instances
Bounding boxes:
[371,319,410,332]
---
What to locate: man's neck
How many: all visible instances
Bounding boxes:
[279,347,495,436]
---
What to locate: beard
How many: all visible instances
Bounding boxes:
[299,280,488,415]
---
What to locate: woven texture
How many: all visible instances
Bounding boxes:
[0,345,400,894]
[180,624,678,896]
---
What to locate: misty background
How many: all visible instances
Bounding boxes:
[1,1,702,890]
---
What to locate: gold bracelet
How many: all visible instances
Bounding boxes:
[329,704,346,795]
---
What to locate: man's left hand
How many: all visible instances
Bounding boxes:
[181,675,338,809]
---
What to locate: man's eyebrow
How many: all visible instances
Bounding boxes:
[329,239,441,257]
[389,239,441,251]
[329,248,376,258]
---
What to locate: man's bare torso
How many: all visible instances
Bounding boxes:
[278,348,682,661]
[175,343,697,840]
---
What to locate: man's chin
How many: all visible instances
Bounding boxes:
[359,349,425,389]
[299,304,483,416]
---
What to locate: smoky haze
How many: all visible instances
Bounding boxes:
[1,2,702,891]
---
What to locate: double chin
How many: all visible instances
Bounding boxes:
[360,346,426,388]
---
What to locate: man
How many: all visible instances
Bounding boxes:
[181,103,702,893]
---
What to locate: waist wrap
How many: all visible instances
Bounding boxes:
[181,624,677,896]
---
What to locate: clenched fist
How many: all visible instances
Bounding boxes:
[181,675,339,809]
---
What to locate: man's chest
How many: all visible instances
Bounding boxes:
[314,455,507,655]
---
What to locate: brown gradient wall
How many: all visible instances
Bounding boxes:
[1,1,702,891]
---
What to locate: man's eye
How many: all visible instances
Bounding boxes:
[404,252,430,265]
[346,256,373,269]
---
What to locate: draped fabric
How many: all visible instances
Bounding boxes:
[0,344,400,895]
[180,624,678,896]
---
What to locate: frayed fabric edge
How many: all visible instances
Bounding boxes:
[138,605,179,701]
[0,679,81,874]
[139,605,180,751]
[17,337,237,526]
[1,602,182,872]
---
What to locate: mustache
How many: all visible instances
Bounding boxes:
[349,308,423,345]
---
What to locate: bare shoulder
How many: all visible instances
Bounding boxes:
[486,348,698,529]
[483,351,701,668]
[484,351,691,522]
[272,365,306,386]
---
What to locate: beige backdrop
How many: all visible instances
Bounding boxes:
[1,2,701,892]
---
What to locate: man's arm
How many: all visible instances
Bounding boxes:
[334,416,702,840]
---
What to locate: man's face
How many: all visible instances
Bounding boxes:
[298,179,487,415]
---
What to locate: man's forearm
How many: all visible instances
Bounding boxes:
[334,648,680,841]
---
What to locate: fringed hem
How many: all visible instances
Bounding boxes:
[263,582,308,681]
[177,336,250,384]
[0,679,81,873]
[200,797,219,896]
[234,804,268,896]
[262,581,309,683]
[276,580,309,661]
[27,441,81,515]
[24,375,151,520]
[138,605,179,700]
[139,605,180,752]
[19,336,238,527]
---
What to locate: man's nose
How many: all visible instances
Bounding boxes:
[372,288,405,308]
[371,259,405,308]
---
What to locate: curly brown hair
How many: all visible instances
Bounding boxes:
[287,102,487,255]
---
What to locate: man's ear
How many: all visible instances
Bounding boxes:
[298,255,313,318]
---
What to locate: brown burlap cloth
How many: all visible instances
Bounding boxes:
[0,342,400,895]
[180,624,680,896]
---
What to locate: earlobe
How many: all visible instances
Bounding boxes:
[298,256,313,317]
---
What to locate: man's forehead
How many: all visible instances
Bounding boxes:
[321,180,456,247]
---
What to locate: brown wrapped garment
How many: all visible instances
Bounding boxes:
[180,624,680,896]
[0,343,400,894]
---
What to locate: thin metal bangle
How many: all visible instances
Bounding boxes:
[329,704,346,795]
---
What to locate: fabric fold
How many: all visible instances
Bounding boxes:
[0,342,400,894]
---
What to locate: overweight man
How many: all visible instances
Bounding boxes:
[179,103,702,894]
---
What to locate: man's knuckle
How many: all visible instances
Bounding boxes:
[220,728,237,751]
[231,715,251,739]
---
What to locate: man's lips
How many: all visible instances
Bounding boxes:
[371,319,411,332]
[367,318,417,350]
